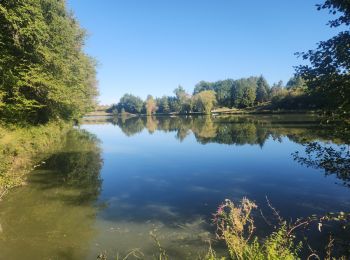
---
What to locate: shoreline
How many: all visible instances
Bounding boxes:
[0,122,71,199]
[85,108,322,118]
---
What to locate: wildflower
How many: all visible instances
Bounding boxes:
[217,204,224,215]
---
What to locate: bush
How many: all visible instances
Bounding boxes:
[211,198,301,260]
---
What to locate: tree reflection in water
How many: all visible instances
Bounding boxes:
[0,129,103,259]
[112,114,350,188]
[106,114,350,258]
[42,129,103,204]
[112,114,344,146]
[293,142,350,187]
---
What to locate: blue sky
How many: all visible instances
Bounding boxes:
[67,0,339,105]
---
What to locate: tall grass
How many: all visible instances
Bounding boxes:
[0,121,70,197]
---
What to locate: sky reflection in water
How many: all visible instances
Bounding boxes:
[0,115,349,259]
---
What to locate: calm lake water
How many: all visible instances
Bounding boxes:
[0,115,349,259]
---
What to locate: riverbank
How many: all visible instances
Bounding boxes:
[0,121,71,199]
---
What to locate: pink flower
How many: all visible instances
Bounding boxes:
[217,204,224,215]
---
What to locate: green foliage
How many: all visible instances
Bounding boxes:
[256,76,270,103]
[293,142,350,187]
[0,121,70,193]
[269,78,327,110]
[117,94,143,114]
[210,198,303,260]
[241,85,256,107]
[174,85,192,113]
[192,90,217,114]
[115,73,330,114]
[173,85,187,99]
[156,96,170,113]
[213,198,259,259]
[213,79,234,107]
[193,81,215,94]
[296,0,350,114]
[264,226,302,260]
[0,0,98,124]
[286,76,306,90]
[168,96,182,113]
[232,77,258,108]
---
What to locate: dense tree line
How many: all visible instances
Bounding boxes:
[111,75,310,115]
[0,0,98,124]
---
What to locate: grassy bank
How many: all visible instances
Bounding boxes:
[0,121,71,198]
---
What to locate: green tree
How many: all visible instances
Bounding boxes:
[241,86,256,107]
[192,90,217,114]
[173,85,192,113]
[174,85,187,100]
[256,76,270,103]
[168,96,182,113]
[118,94,143,114]
[286,76,306,90]
[0,0,98,124]
[296,0,350,113]
[157,96,170,113]
[232,77,258,108]
[193,81,214,95]
[213,79,234,107]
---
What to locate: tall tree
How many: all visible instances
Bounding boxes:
[174,85,187,99]
[192,90,217,114]
[118,94,143,114]
[168,96,181,113]
[174,85,191,113]
[145,95,156,116]
[193,81,214,95]
[213,79,234,107]
[296,0,350,114]
[0,0,98,123]
[232,77,258,108]
[157,96,170,113]
[256,76,270,103]
[241,86,256,107]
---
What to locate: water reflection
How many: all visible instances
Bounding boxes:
[1,115,349,259]
[111,114,344,146]
[81,115,350,258]
[40,130,103,204]
[109,115,350,191]
[293,142,350,187]
[0,129,103,259]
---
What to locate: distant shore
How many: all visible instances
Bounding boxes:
[85,107,321,118]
